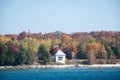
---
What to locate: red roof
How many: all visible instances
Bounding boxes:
[50,47,59,55]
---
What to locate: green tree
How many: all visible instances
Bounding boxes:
[0,44,8,65]
[106,47,117,64]
[111,46,120,59]
[17,44,27,64]
[4,41,19,65]
[5,50,15,65]
[15,44,34,65]
[116,46,120,58]
[25,48,34,64]
[106,47,114,59]
[37,44,50,64]
[77,46,86,59]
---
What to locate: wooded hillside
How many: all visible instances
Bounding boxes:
[0,31,120,65]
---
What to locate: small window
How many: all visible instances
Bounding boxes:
[58,57,63,60]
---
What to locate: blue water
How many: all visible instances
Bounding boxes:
[0,67,120,80]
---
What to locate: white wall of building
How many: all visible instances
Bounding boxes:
[55,55,65,64]
[51,50,66,64]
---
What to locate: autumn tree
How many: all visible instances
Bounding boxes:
[0,31,120,65]
[0,36,10,44]
[97,43,107,59]
[40,38,52,52]
[17,31,27,40]
[51,38,61,46]
[61,34,78,59]
[83,42,99,64]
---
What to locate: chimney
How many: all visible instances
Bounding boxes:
[54,44,59,49]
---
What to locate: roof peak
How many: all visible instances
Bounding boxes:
[55,50,66,56]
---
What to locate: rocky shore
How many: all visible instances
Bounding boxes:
[0,64,120,69]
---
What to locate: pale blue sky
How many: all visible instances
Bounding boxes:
[0,0,120,34]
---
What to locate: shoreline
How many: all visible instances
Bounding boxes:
[0,64,120,69]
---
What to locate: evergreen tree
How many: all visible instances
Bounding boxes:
[5,50,15,65]
[18,44,27,64]
[37,44,50,64]
[77,46,86,59]
[106,47,114,59]
[25,48,34,64]
[0,44,8,65]
[112,46,120,59]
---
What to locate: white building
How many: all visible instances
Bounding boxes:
[51,50,66,64]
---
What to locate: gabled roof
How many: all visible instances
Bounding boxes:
[55,50,66,56]
[50,47,59,55]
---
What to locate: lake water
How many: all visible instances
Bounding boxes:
[0,67,120,80]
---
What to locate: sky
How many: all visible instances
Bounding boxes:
[0,0,120,35]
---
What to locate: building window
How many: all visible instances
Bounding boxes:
[58,57,63,60]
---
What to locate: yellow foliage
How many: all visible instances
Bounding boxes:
[62,34,73,41]
[0,36,11,44]
[82,42,107,64]
[39,38,52,52]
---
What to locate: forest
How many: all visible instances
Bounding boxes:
[0,31,120,65]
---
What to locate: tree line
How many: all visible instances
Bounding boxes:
[0,31,120,65]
